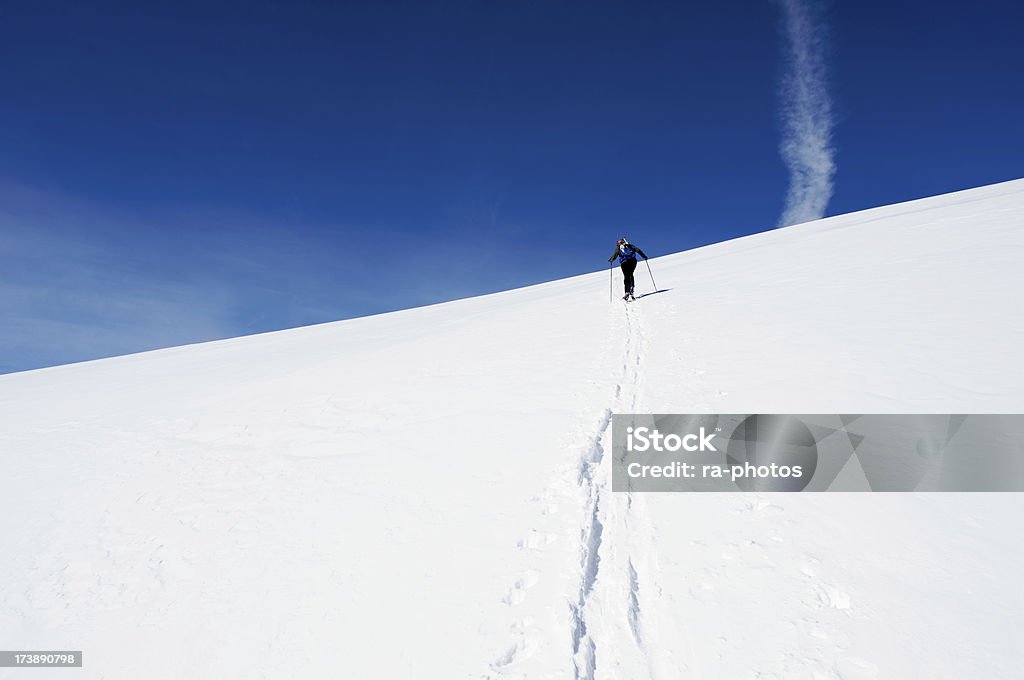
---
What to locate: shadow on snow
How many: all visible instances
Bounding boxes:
[636,289,672,299]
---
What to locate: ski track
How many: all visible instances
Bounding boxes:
[485,298,670,680]
[569,302,645,680]
[571,299,680,680]
[595,301,668,680]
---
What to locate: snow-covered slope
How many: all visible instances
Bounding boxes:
[2,180,1023,679]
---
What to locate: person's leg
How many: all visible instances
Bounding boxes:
[623,259,637,294]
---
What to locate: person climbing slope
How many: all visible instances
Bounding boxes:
[608,237,648,301]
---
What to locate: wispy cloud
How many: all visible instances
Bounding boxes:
[775,0,836,227]
[0,179,521,374]
[0,200,238,373]
[0,180,333,373]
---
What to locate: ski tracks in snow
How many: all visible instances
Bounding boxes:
[567,303,649,680]
[572,302,678,680]
[486,301,677,679]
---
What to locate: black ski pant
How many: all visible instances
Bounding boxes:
[620,258,637,294]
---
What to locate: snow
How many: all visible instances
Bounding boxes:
[1,179,1023,679]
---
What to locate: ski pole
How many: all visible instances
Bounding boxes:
[645,258,657,292]
[609,262,613,302]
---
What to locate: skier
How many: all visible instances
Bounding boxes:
[608,238,648,301]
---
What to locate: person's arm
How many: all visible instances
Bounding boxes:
[608,247,620,263]
[633,245,648,259]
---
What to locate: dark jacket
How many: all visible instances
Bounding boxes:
[608,242,648,264]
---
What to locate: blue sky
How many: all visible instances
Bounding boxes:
[1,0,1021,373]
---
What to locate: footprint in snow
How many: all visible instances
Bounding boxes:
[815,583,851,610]
[516,531,556,551]
[503,570,540,605]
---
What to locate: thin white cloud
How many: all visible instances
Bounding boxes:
[0,224,239,373]
[0,179,454,373]
[0,180,274,372]
[776,0,835,227]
